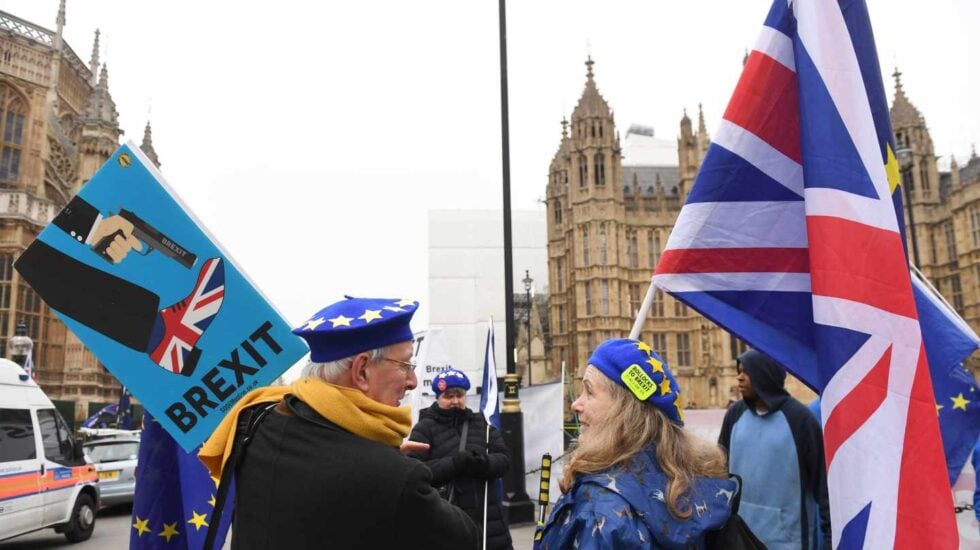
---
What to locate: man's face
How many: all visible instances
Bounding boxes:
[437,388,467,410]
[736,363,756,400]
[571,366,615,437]
[364,341,417,407]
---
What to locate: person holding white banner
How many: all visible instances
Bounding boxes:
[408,367,513,550]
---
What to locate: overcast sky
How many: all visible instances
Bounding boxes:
[5,0,979,330]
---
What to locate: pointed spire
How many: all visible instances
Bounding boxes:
[697,103,707,135]
[141,120,160,167]
[585,55,594,81]
[950,154,960,186]
[561,117,568,139]
[89,29,101,86]
[972,144,977,160]
[83,63,119,127]
[53,0,66,50]
[892,67,904,95]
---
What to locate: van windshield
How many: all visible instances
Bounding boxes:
[85,441,139,463]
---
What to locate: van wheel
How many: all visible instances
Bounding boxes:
[63,493,96,543]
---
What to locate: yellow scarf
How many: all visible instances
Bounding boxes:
[199,378,411,478]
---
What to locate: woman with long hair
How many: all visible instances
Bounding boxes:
[535,338,738,549]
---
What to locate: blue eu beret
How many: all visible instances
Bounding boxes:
[588,338,684,425]
[432,368,471,397]
[292,296,418,362]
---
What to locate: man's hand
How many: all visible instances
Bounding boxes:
[400,440,429,455]
[91,215,143,264]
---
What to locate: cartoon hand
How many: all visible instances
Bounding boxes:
[91,215,143,263]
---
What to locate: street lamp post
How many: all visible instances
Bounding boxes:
[523,270,533,387]
[895,147,921,267]
[9,322,34,373]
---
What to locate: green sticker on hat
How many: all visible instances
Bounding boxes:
[621,364,656,401]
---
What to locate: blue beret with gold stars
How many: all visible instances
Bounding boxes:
[588,338,684,425]
[432,367,471,397]
[293,296,418,362]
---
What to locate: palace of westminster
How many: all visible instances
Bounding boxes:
[1,4,976,421]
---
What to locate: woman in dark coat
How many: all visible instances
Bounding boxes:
[408,368,513,550]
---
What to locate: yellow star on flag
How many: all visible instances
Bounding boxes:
[951,393,970,411]
[302,317,326,331]
[208,494,216,507]
[635,341,653,354]
[936,403,944,415]
[327,315,354,328]
[158,522,180,542]
[646,357,664,373]
[359,309,383,323]
[133,516,151,536]
[395,298,416,307]
[383,306,405,312]
[660,378,672,395]
[187,511,209,531]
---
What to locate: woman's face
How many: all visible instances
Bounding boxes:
[437,387,467,410]
[571,366,615,435]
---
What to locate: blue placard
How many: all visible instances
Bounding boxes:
[15,142,308,451]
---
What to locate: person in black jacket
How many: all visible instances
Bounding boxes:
[201,297,479,549]
[408,368,513,550]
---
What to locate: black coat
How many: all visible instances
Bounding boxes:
[408,403,513,550]
[232,396,479,549]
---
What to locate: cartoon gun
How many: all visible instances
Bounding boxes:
[93,209,198,269]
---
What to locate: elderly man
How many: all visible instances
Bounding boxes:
[201,297,479,549]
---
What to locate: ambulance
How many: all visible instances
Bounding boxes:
[0,358,98,543]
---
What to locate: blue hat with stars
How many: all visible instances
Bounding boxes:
[293,296,418,362]
[432,367,471,397]
[588,338,684,425]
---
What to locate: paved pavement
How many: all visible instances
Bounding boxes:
[0,505,539,549]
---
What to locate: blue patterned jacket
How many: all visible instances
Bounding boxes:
[535,446,736,549]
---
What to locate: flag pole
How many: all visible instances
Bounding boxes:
[482,423,490,550]
[629,280,658,340]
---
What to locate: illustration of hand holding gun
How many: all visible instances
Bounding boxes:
[14,196,225,376]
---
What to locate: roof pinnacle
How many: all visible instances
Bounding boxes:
[585,55,594,80]
[89,29,100,86]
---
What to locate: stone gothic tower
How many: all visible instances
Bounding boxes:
[677,104,710,201]
[890,68,942,272]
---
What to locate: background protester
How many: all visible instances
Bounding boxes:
[535,338,736,549]
[200,297,479,549]
[408,367,513,550]
[719,349,831,550]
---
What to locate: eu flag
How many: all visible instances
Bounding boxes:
[130,413,233,549]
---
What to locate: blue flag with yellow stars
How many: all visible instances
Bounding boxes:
[131,413,232,549]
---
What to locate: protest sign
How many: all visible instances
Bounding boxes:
[16,142,307,451]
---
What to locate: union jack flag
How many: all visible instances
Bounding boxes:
[653,0,968,547]
[150,257,225,376]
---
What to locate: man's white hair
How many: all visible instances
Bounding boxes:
[301,345,391,383]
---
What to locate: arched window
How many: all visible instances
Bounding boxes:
[0,84,27,188]
[594,152,605,186]
[599,225,607,264]
[582,228,590,266]
[578,154,588,187]
[553,200,562,225]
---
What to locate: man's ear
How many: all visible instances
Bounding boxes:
[350,353,371,391]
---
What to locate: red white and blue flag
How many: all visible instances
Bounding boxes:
[653,0,968,547]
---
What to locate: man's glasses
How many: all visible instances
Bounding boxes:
[381,357,417,375]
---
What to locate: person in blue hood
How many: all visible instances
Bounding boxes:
[719,349,831,550]
[536,339,737,549]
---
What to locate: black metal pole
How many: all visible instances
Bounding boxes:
[901,164,921,267]
[526,276,532,386]
[498,0,534,524]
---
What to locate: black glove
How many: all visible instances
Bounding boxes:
[452,450,469,473]
[463,449,490,477]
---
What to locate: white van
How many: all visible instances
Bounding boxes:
[0,358,98,543]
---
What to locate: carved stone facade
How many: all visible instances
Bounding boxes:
[0,4,159,422]
[891,70,980,378]
[546,59,819,411]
